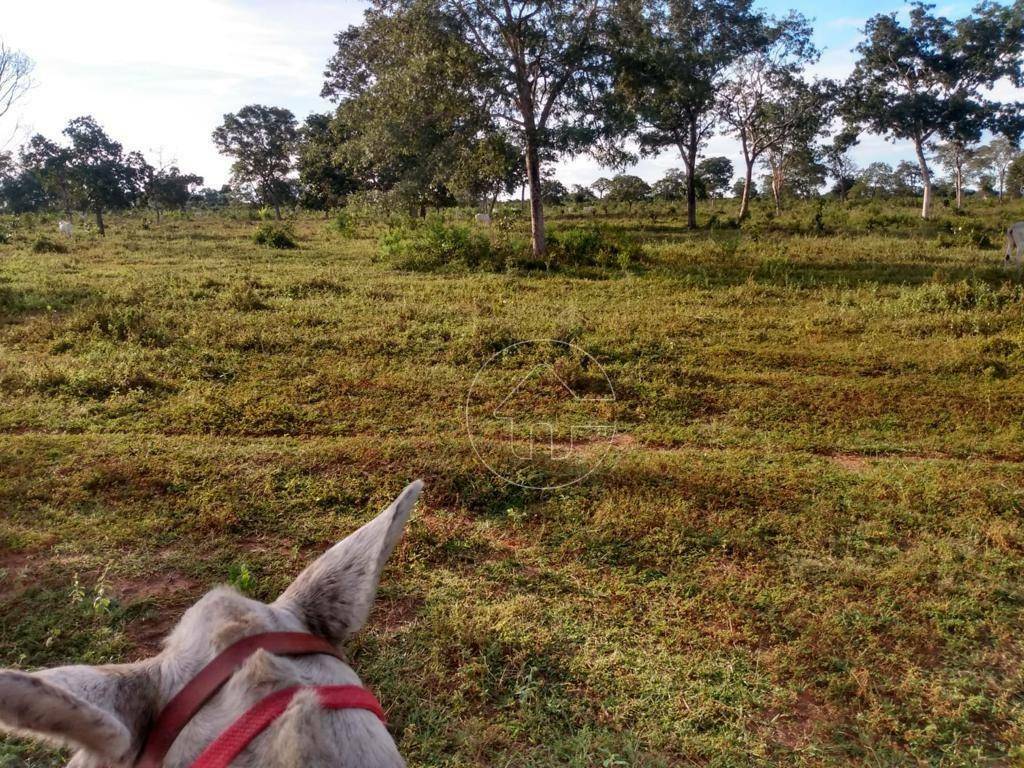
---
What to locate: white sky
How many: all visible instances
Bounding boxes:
[3,0,1020,190]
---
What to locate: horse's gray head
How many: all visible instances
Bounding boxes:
[0,481,422,768]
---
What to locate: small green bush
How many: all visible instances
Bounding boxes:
[936,223,994,250]
[32,236,69,254]
[332,209,355,238]
[547,226,646,270]
[253,222,297,249]
[380,218,647,273]
[381,218,497,271]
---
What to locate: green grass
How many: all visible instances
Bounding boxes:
[1,199,1023,766]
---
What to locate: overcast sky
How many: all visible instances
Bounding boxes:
[3,0,1018,190]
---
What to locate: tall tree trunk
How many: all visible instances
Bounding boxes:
[273,201,282,220]
[681,129,697,229]
[770,162,783,215]
[738,158,754,220]
[914,139,932,219]
[524,138,546,258]
[94,207,105,236]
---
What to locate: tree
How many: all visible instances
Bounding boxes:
[695,157,733,200]
[296,112,358,211]
[651,168,688,200]
[212,105,298,219]
[1007,154,1024,198]
[445,0,609,257]
[541,178,569,204]
[0,42,33,128]
[448,132,523,213]
[568,184,597,203]
[823,128,859,202]
[605,173,651,208]
[731,177,755,199]
[932,139,977,208]
[193,186,230,209]
[845,2,1024,218]
[607,0,765,228]
[780,146,827,199]
[20,135,78,216]
[970,136,1020,200]
[147,166,203,221]
[591,177,612,199]
[893,160,923,197]
[62,116,149,235]
[0,152,46,212]
[323,0,501,216]
[858,162,896,198]
[719,13,826,219]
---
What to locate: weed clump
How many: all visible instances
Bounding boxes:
[381,218,498,271]
[32,236,69,254]
[332,210,355,238]
[547,226,645,270]
[253,222,297,249]
[380,216,646,273]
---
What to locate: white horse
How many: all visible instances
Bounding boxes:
[0,481,423,768]
[1006,222,1024,274]
[58,220,73,238]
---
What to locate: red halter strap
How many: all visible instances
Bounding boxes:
[190,685,386,768]
[135,632,355,768]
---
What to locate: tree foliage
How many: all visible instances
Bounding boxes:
[212,105,298,219]
[845,1,1024,218]
[718,13,826,219]
[607,0,765,227]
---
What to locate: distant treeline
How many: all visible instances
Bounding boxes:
[2,0,1023,254]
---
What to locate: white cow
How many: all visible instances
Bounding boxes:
[474,213,491,225]
[58,220,73,238]
[1006,222,1024,274]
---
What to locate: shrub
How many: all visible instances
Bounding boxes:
[380,218,646,273]
[332,210,355,238]
[381,218,497,271]
[936,223,994,250]
[547,226,646,270]
[253,222,297,249]
[32,236,69,254]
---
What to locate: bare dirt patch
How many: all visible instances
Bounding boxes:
[766,690,837,752]
[829,453,871,471]
[374,595,423,634]
[110,571,203,657]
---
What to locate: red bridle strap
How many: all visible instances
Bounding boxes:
[136,632,345,768]
[190,685,387,768]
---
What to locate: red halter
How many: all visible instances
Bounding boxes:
[135,632,386,768]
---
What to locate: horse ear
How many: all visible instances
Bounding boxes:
[0,663,157,766]
[275,480,423,643]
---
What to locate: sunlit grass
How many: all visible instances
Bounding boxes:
[1,199,1023,766]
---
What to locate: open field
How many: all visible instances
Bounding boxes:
[1,201,1024,766]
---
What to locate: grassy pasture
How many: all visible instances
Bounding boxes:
[1,200,1023,766]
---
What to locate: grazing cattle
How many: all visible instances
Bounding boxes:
[58,220,73,237]
[1006,222,1024,274]
[474,213,491,225]
[0,481,423,768]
